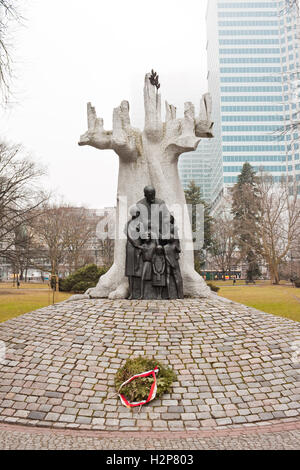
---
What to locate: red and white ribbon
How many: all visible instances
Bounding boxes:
[118,366,159,408]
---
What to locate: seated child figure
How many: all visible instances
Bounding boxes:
[164,235,184,299]
[152,245,166,300]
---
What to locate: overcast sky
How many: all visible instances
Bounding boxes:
[0,0,208,208]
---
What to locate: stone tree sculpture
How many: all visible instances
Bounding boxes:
[79,72,213,299]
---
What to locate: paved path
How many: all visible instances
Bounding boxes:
[0,421,299,449]
[0,298,299,432]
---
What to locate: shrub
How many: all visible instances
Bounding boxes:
[115,356,177,404]
[206,282,220,292]
[294,279,300,288]
[70,280,97,292]
[59,264,109,293]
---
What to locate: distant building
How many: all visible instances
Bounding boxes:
[0,241,10,281]
[178,132,223,210]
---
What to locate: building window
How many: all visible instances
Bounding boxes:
[220,67,281,73]
[223,145,287,152]
[219,38,279,45]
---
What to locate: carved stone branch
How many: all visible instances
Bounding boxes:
[195,93,214,138]
[79,102,112,150]
[164,101,200,159]
[79,101,141,161]
[112,101,141,161]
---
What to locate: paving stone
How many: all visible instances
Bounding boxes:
[27,411,46,421]
[161,413,181,420]
[59,414,76,423]
[167,406,184,413]
[45,413,60,422]
[119,419,136,427]
[216,418,233,425]
[75,417,91,425]
[284,410,299,417]
[45,392,64,399]
[181,413,197,421]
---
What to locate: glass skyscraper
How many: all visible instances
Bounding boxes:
[179,0,300,200]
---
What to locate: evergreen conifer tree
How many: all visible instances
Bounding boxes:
[184,180,213,270]
[231,163,261,281]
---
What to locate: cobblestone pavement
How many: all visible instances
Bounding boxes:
[0,298,299,432]
[0,422,299,449]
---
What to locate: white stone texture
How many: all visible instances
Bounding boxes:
[79,74,214,299]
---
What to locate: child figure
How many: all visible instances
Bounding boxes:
[138,232,157,299]
[164,235,184,299]
[152,245,166,300]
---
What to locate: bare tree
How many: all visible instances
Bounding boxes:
[256,174,300,284]
[209,204,238,277]
[234,172,300,284]
[0,0,22,104]
[0,141,48,260]
[33,204,69,277]
[10,224,36,280]
[280,0,299,15]
[98,237,114,267]
[33,204,99,277]
[62,207,99,273]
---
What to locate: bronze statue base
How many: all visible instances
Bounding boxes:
[129,276,180,300]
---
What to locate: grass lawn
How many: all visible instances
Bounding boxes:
[0,283,71,323]
[215,281,300,322]
[1,281,299,324]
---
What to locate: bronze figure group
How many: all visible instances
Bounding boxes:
[125,186,184,300]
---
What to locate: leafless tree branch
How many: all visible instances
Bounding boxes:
[0,141,49,260]
[0,0,23,105]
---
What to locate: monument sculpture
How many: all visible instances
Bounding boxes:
[125,185,184,299]
[79,71,213,299]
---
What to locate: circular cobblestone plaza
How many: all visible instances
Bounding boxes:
[0,296,299,437]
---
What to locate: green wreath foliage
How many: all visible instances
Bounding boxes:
[115,356,177,404]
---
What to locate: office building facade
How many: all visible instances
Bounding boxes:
[179,0,300,200]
